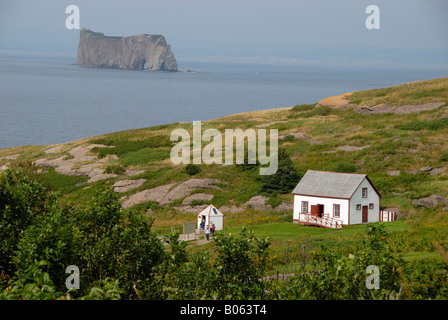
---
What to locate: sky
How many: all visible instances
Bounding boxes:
[0,0,447,65]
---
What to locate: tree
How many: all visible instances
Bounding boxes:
[212,228,271,299]
[282,223,405,300]
[261,149,300,194]
[71,190,166,299]
[0,170,55,276]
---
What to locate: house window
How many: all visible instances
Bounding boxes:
[356,204,361,210]
[362,188,368,198]
[369,203,374,209]
[302,201,309,213]
[333,204,340,217]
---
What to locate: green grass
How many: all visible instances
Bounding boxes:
[349,77,448,106]
[91,132,171,158]
[221,220,411,243]
[3,76,448,273]
[36,168,89,195]
[289,103,316,113]
[120,148,171,166]
[397,118,448,131]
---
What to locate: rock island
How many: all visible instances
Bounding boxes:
[76,28,178,71]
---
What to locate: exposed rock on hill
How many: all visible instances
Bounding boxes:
[33,144,117,183]
[245,195,293,212]
[121,178,222,209]
[317,92,354,108]
[77,28,178,71]
[182,193,214,206]
[412,195,447,208]
[354,102,444,115]
[112,179,147,193]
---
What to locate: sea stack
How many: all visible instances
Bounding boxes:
[76,28,178,71]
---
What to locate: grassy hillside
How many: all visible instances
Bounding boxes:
[349,77,448,106]
[1,77,448,268]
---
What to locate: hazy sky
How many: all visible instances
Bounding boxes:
[1,0,447,64]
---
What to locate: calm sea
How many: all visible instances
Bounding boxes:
[1,50,448,150]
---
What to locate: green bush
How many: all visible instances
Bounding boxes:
[189,199,211,207]
[105,165,125,175]
[212,228,271,299]
[439,151,448,162]
[282,224,405,300]
[185,164,201,176]
[290,104,316,113]
[2,169,448,300]
[300,105,332,118]
[265,193,283,208]
[334,161,357,173]
[261,149,300,194]
[0,170,55,276]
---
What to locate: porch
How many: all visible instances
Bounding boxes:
[297,212,343,229]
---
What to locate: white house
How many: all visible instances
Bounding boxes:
[292,170,393,227]
[197,204,224,231]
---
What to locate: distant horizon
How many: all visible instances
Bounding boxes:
[1,0,447,67]
[1,48,448,71]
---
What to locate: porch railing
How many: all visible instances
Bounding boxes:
[298,213,343,229]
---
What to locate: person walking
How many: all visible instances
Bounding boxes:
[205,225,210,241]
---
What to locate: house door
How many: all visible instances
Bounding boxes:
[311,205,324,217]
[318,204,324,217]
[362,206,368,223]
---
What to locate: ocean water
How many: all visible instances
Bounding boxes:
[1,50,448,150]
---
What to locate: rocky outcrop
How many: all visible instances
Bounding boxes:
[354,102,444,115]
[33,144,117,183]
[317,92,354,108]
[121,178,222,209]
[182,193,214,206]
[412,195,447,208]
[112,179,147,193]
[245,195,293,212]
[77,28,177,71]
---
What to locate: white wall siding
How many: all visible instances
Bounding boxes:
[293,194,349,225]
[210,215,223,230]
[349,178,380,224]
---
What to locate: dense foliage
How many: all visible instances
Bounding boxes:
[261,149,300,194]
[1,169,447,300]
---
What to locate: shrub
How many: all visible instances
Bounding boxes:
[189,199,211,207]
[212,228,271,299]
[105,165,125,175]
[0,170,56,275]
[290,104,316,113]
[265,193,282,208]
[185,164,201,176]
[261,149,300,194]
[301,105,332,118]
[334,161,357,173]
[281,134,295,142]
[439,151,448,162]
[282,224,405,300]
